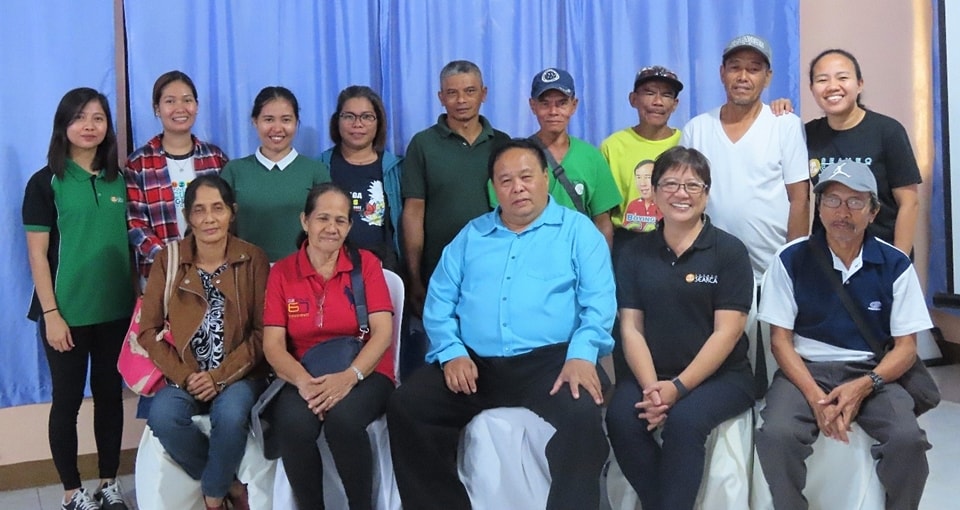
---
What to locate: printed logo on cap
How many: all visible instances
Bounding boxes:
[541,69,560,82]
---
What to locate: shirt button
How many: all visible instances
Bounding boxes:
[215,280,221,284]
[502,297,506,301]
[506,276,511,280]
[184,279,191,284]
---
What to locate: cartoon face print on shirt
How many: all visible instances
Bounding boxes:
[622,159,661,232]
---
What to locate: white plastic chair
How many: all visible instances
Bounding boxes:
[604,408,755,510]
[458,408,557,509]
[135,416,276,510]
[750,413,885,509]
[272,268,404,509]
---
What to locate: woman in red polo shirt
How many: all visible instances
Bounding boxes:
[263,183,395,510]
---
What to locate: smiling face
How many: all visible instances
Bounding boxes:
[338,96,378,152]
[810,52,863,118]
[155,80,197,137]
[187,184,234,246]
[300,190,352,254]
[634,161,655,200]
[653,165,709,226]
[66,100,108,156]
[254,98,297,161]
[438,72,487,124]
[530,89,577,135]
[492,147,550,232]
[819,182,877,245]
[630,80,679,129]
[721,49,772,107]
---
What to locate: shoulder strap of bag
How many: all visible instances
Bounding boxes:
[527,135,586,214]
[348,246,369,336]
[807,237,886,357]
[163,241,180,319]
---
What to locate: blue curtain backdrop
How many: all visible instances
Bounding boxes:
[124,0,800,159]
[1,0,799,408]
[0,0,117,407]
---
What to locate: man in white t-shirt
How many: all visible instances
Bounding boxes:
[681,34,810,389]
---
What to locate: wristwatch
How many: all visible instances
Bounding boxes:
[351,365,364,382]
[866,371,884,392]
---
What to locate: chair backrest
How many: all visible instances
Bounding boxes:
[382,269,405,384]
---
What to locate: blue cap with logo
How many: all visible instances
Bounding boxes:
[531,68,575,99]
[814,160,878,195]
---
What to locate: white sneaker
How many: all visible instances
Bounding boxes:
[94,479,129,510]
[61,488,100,510]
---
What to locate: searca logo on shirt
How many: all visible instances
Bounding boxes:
[109,195,124,204]
[685,273,718,284]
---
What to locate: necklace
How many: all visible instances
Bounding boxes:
[167,155,193,175]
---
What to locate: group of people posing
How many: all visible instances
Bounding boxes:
[23,32,932,510]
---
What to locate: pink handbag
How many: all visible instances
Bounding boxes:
[117,242,179,396]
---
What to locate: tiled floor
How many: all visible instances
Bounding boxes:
[3,365,960,509]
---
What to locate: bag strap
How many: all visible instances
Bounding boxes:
[807,237,886,357]
[527,135,586,214]
[163,241,180,319]
[347,246,369,336]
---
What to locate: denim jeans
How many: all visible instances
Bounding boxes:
[147,378,263,498]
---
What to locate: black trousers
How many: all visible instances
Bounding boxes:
[387,343,609,510]
[273,372,393,510]
[40,317,127,490]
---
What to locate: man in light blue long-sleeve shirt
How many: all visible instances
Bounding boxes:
[388,138,615,510]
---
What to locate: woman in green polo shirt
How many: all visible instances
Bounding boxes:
[22,88,135,510]
[221,86,330,262]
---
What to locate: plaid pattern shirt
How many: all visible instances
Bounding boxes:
[125,134,228,277]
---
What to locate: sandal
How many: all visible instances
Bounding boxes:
[226,481,250,510]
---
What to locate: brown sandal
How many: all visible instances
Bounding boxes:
[225,481,250,510]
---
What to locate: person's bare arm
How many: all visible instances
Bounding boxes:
[592,212,614,250]
[891,185,919,254]
[26,231,72,351]
[785,180,811,241]
[402,198,427,316]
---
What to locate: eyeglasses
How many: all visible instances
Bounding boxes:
[636,66,678,81]
[338,112,378,124]
[821,195,868,210]
[657,180,708,195]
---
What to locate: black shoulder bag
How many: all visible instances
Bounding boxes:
[251,247,368,459]
[808,238,940,416]
[527,135,586,214]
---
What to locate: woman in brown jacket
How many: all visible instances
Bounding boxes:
[140,175,269,510]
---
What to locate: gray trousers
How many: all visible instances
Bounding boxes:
[756,361,931,510]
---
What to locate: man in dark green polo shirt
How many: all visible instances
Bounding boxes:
[401,59,510,317]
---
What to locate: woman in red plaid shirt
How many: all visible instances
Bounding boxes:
[125,70,229,283]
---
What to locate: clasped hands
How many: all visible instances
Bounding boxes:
[186,371,219,402]
[809,377,872,443]
[297,369,359,419]
[634,380,682,431]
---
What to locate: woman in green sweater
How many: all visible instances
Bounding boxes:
[221,86,330,261]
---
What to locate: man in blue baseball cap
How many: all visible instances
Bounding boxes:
[489,67,621,248]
